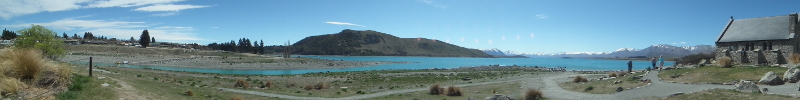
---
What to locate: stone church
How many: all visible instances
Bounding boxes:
[715,13,800,65]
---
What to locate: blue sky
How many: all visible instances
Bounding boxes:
[2,0,800,54]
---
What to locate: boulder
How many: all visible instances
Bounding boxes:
[615,87,623,92]
[758,71,784,85]
[734,81,761,93]
[484,94,513,100]
[783,67,800,83]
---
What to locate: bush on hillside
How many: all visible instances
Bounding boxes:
[572,75,588,83]
[314,82,328,90]
[675,53,716,65]
[260,81,273,88]
[445,85,462,96]
[717,57,732,68]
[303,85,313,90]
[184,90,194,96]
[524,89,544,100]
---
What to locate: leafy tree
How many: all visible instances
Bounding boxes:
[2,28,17,40]
[62,32,68,39]
[14,25,65,60]
[140,30,150,48]
[83,32,94,40]
[151,37,155,43]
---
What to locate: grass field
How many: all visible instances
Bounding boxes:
[663,89,796,100]
[559,72,647,94]
[658,66,788,84]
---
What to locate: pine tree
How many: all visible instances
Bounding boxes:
[151,37,156,43]
[140,30,150,48]
[62,32,68,39]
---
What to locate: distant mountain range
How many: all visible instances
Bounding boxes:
[292,29,493,57]
[480,44,715,58]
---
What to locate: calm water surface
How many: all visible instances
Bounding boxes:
[74,56,673,75]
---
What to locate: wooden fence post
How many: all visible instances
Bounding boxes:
[89,57,92,77]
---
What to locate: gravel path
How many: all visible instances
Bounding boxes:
[220,71,799,100]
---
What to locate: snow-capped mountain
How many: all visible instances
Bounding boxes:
[481,44,716,58]
[478,48,506,56]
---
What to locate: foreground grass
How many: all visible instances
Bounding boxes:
[56,74,116,100]
[659,66,788,83]
[663,89,795,100]
[559,72,646,94]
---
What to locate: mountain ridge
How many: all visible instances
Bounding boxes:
[292,29,493,57]
[480,44,715,58]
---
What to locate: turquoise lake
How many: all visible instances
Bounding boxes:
[75,56,673,75]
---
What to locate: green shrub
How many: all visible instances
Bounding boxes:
[584,86,594,91]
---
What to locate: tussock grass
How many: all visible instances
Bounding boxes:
[445,85,462,96]
[524,89,543,100]
[0,77,25,96]
[184,90,194,96]
[572,75,588,83]
[303,85,313,90]
[429,84,442,95]
[791,53,800,64]
[313,82,328,90]
[10,48,44,81]
[261,80,273,88]
[608,73,617,77]
[717,57,732,68]
[617,72,627,77]
[234,79,249,89]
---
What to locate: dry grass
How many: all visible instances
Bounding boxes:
[303,85,313,91]
[286,83,296,87]
[230,96,243,100]
[717,57,732,68]
[608,73,617,77]
[0,77,25,96]
[234,79,249,89]
[10,48,44,81]
[445,85,462,96]
[524,89,543,100]
[184,90,194,96]
[261,81,273,88]
[313,82,329,90]
[791,53,800,64]
[429,84,443,95]
[572,75,588,83]
[617,72,627,77]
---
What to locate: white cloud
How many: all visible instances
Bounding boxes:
[446,38,450,42]
[460,37,464,42]
[516,35,520,40]
[133,4,209,12]
[86,0,185,8]
[530,33,535,38]
[325,22,366,27]
[1,18,208,42]
[152,12,178,16]
[671,43,677,44]
[679,42,686,44]
[501,36,506,40]
[0,0,208,19]
[0,0,91,20]
[488,40,493,44]
[474,39,479,43]
[210,27,219,28]
[536,14,548,19]
[416,0,448,9]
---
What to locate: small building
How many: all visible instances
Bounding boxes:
[715,13,800,65]
[64,40,80,45]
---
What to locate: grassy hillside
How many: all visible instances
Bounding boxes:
[292,29,492,57]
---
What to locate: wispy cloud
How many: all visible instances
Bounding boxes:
[133,4,210,12]
[416,0,448,9]
[516,35,521,40]
[152,12,178,16]
[487,40,493,44]
[1,18,208,42]
[679,42,686,44]
[211,27,219,28]
[325,22,366,27]
[460,37,464,42]
[0,0,209,19]
[501,36,506,40]
[536,14,548,19]
[474,39,479,43]
[530,33,535,38]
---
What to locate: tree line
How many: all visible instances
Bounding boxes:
[206,38,267,54]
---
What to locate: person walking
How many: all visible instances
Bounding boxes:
[659,55,665,69]
[650,57,657,70]
[627,60,633,72]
